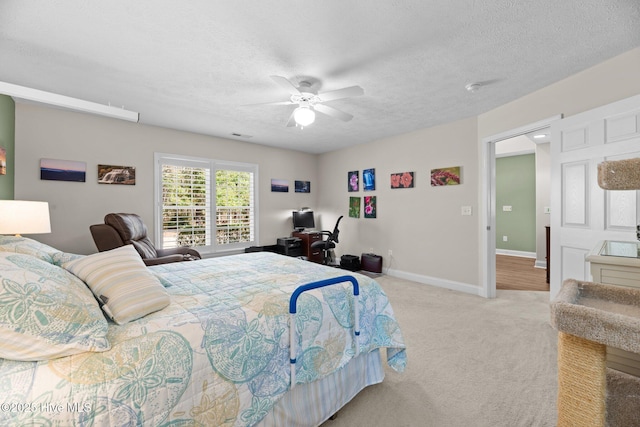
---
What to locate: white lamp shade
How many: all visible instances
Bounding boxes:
[0,200,51,235]
[294,107,315,126]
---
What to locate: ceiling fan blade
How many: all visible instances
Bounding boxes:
[314,104,354,122]
[242,100,295,107]
[285,109,297,127]
[270,75,301,96]
[317,85,364,102]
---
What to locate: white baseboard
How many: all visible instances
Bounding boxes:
[534,260,547,269]
[496,249,547,269]
[386,268,483,297]
[495,249,536,258]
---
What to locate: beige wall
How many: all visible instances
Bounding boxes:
[12,47,640,295]
[318,117,481,292]
[14,103,318,254]
[318,47,640,294]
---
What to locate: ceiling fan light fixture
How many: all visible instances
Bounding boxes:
[294,106,315,126]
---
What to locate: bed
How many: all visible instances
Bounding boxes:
[0,236,406,426]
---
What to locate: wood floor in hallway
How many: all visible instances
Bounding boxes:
[496,254,549,291]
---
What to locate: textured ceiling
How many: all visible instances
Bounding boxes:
[1,1,639,154]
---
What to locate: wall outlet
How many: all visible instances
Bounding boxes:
[388,249,393,257]
[502,205,512,212]
[461,206,472,216]
[503,236,508,242]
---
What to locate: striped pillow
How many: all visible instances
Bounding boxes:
[64,245,170,325]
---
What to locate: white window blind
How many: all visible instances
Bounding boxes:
[155,154,257,253]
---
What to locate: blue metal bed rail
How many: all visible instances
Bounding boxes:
[289,275,360,388]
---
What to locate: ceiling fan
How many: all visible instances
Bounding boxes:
[251,75,364,127]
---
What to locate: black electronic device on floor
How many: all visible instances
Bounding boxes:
[340,254,361,271]
[277,237,302,257]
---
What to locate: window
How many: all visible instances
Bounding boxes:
[155,153,258,253]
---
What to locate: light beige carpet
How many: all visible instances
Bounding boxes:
[322,275,557,427]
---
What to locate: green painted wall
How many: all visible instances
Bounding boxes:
[0,95,15,200]
[496,153,535,252]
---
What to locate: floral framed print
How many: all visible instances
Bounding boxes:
[364,196,376,218]
[430,166,461,186]
[391,171,414,189]
[348,171,359,192]
[349,197,361,218]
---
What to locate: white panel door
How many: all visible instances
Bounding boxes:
[550,94,640,298]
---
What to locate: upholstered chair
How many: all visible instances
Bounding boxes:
[90,213,201,266]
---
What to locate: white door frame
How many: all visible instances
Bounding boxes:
[480,115,562,298]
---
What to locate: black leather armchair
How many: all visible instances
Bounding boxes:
[90,213,201,266]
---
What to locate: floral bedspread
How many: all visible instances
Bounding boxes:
[0,252,406,426]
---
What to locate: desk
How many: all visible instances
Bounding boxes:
[292,231,323,263]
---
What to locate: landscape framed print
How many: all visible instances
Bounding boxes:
[40,158,86,182]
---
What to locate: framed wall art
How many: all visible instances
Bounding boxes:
[364,195,376,218]
[40,158,86,182]
[348,171,359,192]
[0,147,6,175]
[430,166,461,186]
[349,196,361,218]
[295,180,310,193]
[271,179,289,192]
[391,171,414,189]
[98,164,136,185]
[363,168,375,191]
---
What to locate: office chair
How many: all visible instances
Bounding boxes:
[310,215,343,266]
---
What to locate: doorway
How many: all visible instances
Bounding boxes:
[494,133,549,291]
[480,115,560,298]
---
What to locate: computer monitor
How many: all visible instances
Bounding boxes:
[292,210,315,231]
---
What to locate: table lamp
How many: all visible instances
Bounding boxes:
[0,200,51,236]
[597,158,640,240]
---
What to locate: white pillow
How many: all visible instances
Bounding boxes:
[63,245,170,325]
